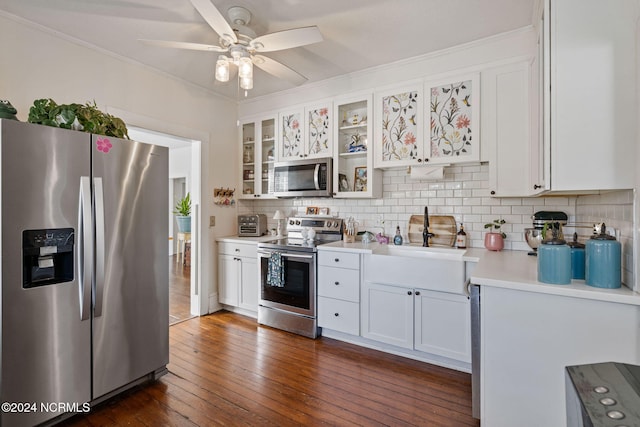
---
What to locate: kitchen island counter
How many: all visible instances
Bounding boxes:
[471,249,640,305]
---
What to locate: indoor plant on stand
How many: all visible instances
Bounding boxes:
[484,219,506,251]
[174,192,191,233]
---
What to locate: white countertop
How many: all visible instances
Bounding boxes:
[216,235,279,244]
[471,249,640,306]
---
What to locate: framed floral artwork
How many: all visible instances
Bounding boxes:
[426,73,480,162]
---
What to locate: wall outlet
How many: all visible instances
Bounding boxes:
[209,216,215,227]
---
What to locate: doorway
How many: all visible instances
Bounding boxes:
[127,127,198,325]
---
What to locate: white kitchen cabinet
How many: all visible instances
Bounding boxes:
[374,74,480,169]
[414,289,470,362]
[317,250,361,336]
[332,93,381,198]
[239,114,277,199]
[537,0,637,192]
[484,60,539,197]
[279,101,333,161]
[217,241,259,313]
[362,281,471,362]
[361,282,414,349]
[374,82,423,168]
[480,285,640,427]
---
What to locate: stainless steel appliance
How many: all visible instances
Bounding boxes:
[272,157,332,198]
[257,216,343,338]
[566,362,640,426]
[238,214,267,236]
[0,119,169,426]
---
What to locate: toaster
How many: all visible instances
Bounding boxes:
[238,214,267,237]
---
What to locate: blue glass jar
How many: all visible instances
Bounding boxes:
[567,232,585,280]
[585,224,621,289]
[538,231,571,285]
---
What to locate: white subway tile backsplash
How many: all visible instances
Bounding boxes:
[241,166,634,286]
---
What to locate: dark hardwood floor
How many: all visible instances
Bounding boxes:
[170,254,193,325]
[63,311,478,426]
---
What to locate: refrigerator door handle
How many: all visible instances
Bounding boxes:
[94,177,106,318]
[78,176,92,321]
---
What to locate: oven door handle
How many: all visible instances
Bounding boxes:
[258,250,314,259]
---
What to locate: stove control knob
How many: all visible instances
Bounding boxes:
[289,220,295,225]
[296,220,301,225]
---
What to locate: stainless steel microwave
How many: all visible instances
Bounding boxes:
[273,157,332,198]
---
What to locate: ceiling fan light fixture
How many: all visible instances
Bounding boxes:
[215,55,230,82]
[240,76,253,90]
[238,56,253,79]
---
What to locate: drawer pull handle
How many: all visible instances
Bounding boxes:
[415,291,420,296]
[334,313,339,317]
[334,281,339,286]
[407,291,412,295]
[235,248,240,252]
[334,258,340,262]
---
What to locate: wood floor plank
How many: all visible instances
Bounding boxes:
[63,311,479,427]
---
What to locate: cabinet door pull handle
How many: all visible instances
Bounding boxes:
[417,158,422,163]
[415,291,420,296]
[407,291,412,295]
[334,258,340,262]
[490,190,496,195]
[235,248,240,252]
[334,312,339,317]
[334,281,340,285]
[424,158,429,162]
[534,184,542,189]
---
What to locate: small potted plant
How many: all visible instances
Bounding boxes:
[174,193,192,233]
[484,219,506,251]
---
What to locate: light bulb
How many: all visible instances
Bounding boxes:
[215,56,229,82]
[238,57,253,79]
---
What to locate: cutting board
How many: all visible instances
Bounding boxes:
[408,215,457,247]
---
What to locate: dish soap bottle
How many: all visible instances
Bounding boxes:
[393,225,403,245]
[456,223,467,249]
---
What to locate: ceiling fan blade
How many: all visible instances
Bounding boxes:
[253,55,307,86]
[139,39,227,52]
[189,0,237,43]
[250,26,323,52]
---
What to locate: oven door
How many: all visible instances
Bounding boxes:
[258,249,316,317]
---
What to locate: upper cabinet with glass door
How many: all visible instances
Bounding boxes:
[239,114,277,199]
[333,93,381,198]
[279,101,333,161]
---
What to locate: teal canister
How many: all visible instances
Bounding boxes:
[537,231,572,285]
[585,224,621,289]
[567,232,585,280]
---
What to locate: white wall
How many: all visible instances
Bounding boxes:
[0,12,239,313]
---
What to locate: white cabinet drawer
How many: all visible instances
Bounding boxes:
[318,251,360,269]
[218,241,257,258]
[318,297,359,335]
[318,267,359,302]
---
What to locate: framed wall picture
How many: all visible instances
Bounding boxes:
[426,72,480,162]
[318,207,330,215]
[354,166,367,192]
[338,173,350,192]
[305,206,319,215]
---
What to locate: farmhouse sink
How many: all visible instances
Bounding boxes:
[365,245,466,294]
[374,244,465,260]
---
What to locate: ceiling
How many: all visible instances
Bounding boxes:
[0,0,535,100]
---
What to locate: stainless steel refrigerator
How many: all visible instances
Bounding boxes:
[0,119,169,426]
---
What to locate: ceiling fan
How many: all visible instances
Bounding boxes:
[140,0,323,91]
